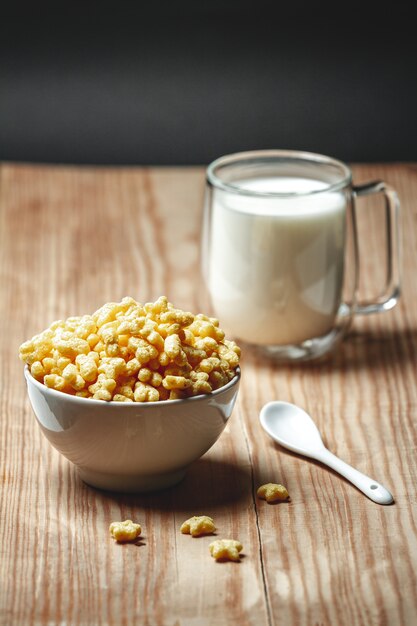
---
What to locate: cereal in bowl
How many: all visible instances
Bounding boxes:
[19,296,240,402]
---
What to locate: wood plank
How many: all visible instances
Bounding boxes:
[0,163,416,626]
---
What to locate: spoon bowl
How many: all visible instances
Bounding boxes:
[260,401,394,505]
[260,401,326,458]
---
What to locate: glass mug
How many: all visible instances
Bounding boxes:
[200,150,400,361]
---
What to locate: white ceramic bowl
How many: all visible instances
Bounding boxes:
[24,366,240,492]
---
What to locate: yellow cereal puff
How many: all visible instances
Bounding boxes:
[113,394,134,402]
[180,516,216,537]
[44,374,66,391]
[162,375,192,390]
[164,334,182,359]
[30,361,45,381]
[54,337,90,359]
[257,483,290,503]
[134,382,159,403]
[190,379,212,396]
[109,520,142,542]
[75,354,98,382]
[209,539,243,562]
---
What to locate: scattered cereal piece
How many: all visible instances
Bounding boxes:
[109,519,142,542]
[209,539,243,562]
[180,515,216,537]
[257,483,290,503]
[19,297,240,402]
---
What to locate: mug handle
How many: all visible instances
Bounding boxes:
[352,181,401,315]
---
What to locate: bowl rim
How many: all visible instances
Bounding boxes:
[24,364,241,407]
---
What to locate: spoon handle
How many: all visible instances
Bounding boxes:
[314,448,394,505]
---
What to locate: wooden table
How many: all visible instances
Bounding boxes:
[1,163,416,626]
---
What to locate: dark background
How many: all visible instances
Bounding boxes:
[1,2,416,166]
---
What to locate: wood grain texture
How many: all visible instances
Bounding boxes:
[1,163,416,626]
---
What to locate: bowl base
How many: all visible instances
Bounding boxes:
[78,467,187,493]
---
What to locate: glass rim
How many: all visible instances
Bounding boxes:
[206,149,353,198]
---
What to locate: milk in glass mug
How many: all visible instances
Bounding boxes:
[201,150,400,361]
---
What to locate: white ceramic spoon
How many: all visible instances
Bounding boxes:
[259,401,394,505]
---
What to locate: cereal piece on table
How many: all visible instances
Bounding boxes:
[180,515,216,537]
[209,539,243,562]
[109,520,142,542]
[257,483,290,503]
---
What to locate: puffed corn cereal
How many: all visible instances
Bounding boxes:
[109,519,142,542]
[209,539,243,562]
[180,515,216,537]
[257,483,290,503]
[19,296,240,402]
